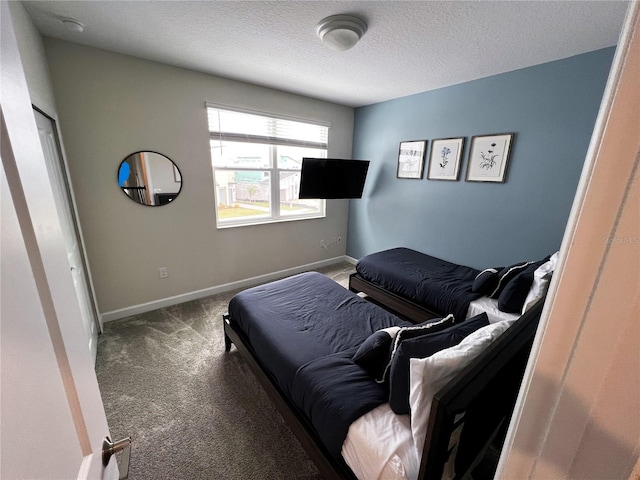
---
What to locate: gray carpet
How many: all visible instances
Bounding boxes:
[96,263,355,480]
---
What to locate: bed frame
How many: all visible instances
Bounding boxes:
[223,297,543,480]
[349,272,442,323]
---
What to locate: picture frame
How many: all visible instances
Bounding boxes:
[397,140,427,179]
[427,137,465,181]
[465,133,514,183]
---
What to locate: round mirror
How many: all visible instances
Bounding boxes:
[118,151,182,206]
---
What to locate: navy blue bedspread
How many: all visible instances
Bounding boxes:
[229,272,411,457]
[290,348,388,459]
[356,247,482,322]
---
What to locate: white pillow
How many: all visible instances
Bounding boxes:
[408,319,515,456]
[521,251,559,314]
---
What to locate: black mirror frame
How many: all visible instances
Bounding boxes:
[118,151,182,207]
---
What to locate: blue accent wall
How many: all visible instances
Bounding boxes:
[347,48,615,269]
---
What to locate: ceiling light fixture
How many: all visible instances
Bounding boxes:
[316,14,367,52]
[60,17,85,33]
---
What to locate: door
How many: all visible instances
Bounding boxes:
[0,157,119,480]
[1,3,128,477]
[34,107,101,362]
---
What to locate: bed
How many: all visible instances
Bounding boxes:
[223,268,548,479]
[349,247,555,324]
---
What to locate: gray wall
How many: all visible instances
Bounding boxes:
[347,48,615,269]
[43,39,354,314]
[8,2,56,114]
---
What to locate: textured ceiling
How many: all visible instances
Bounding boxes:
[23,1,628,107]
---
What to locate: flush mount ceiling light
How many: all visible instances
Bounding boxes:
[60,17,85,33]
[316,14,367,51]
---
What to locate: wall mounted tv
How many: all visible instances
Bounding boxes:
[299,158,370,199]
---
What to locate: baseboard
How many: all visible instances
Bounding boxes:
[100,256,349,323]
[344,255,358,265]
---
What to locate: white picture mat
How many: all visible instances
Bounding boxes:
[397,141,426,178]
[466,134,513,182]
[428,138,464,180]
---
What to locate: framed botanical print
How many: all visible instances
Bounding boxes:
[397,140,427,179]
[427,137,465,181]
[466,133,514,183]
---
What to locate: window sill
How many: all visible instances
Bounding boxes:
[216,213,326,230]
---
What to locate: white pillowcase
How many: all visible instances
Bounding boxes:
[408,319,515,457]
[342,404,418,480]
[521,251,559,314]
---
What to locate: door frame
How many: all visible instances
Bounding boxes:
[32,104,102,334]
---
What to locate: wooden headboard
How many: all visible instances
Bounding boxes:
[419,299,544,479]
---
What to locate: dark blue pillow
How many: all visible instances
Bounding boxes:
[352,328,399,376]
[395,315,457,341]
[498,257,550,313]
[387,313,490,414]
[354,316,456,379]
[374,315,456,381]
[472,268,502,295]
[490,261,536,298]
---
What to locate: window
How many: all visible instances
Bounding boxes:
[207,106,328,227]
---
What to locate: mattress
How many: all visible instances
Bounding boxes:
[228,271,414,459]
[229,271,412,396]
[355,248,482,321]
[228,271,522,472]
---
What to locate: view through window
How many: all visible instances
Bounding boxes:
[207,106,328,227]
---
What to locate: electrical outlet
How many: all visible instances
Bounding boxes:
[159,267,168,279]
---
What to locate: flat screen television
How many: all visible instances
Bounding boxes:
[299,158,370,199]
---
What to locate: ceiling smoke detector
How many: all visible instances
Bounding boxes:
[316,14,367,51]
[60,17,85,33]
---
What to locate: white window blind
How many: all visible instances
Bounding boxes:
[207,106,329,149]
[206,105,327,228]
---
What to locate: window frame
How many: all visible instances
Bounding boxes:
[207,104,329,229]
